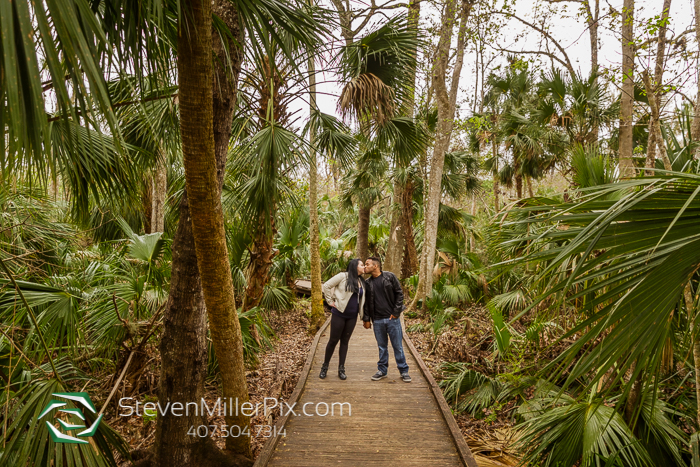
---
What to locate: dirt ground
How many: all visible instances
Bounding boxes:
[107,299,316,463]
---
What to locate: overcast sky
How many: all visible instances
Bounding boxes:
[304,0,697,125]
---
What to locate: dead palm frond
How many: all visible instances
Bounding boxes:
[338,73,396,127]
[336,14,418,130]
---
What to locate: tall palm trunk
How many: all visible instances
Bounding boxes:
[155,0,245,462]
[242,215,276,311]
[177,0,251,459]
[143,178,153,233]
[400,178,418,278]
[587,0,599,75]
[308,45,324,331]
[356,204,371,261]
[383,181,404,274]
[151,156,167,232]
[385,0,420,275]
[586,0,600,141]
[618,0,636,179]
[155,0,245,463]
[154,192,209,466]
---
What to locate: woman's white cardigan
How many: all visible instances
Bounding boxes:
[322,272,366,320]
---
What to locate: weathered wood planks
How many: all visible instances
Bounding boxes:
[254,316,478,467]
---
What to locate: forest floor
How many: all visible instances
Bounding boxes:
[108,298,316,464]
[106,300,522,466]
[405,307,521,467]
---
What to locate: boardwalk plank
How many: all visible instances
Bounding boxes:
[254,316,478,467]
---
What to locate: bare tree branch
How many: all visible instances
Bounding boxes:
[489,10,575,75]
[637,27,694,49]
[491,46,573,72]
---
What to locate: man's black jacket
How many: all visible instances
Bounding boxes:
[363,271,404,322]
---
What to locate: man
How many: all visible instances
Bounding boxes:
[363,256,411,382]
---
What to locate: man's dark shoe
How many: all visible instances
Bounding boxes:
[401,373,412,383]
[371,371,387,381]
[338,365,347,380]
[319,363,328,379]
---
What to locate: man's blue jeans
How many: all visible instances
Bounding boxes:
[373,317,409,375]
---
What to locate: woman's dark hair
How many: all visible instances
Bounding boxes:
[345,258,362,294]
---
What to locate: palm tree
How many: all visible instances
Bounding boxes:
[165,4,322,461]
[535,69,618,148]
[306,110,357,328]
[341,141,388,261]
[336,15,420,260]
[619,0,636,178]
[307,21,324,331]
[1,0,325,464]
[485,66,565,199]
[336,15,418,129]
[498,171,700,435]
[227,19,326,314]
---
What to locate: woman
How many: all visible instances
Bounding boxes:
[320,258,367,380]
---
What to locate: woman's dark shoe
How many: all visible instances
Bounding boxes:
[338,365,347,380]
[319,363,328,379]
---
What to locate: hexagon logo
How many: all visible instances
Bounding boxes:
[38,392,103,444]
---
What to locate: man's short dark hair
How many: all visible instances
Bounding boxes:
[368,256,382,271]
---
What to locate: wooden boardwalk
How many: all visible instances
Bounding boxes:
[254,316,478,467]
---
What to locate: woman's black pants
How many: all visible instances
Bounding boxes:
[323,312,358,367]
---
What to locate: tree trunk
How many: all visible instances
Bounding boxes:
[356,205,371,261]
[618,0,636,179]
[242,216,276,311]
[587,0,599,76]
[151,156,167,232]
[143,178,153,234]
[643,0,672,175]
[468,194,476,251]
[307,44,324,332]
[492,138,499,211]
[695,0,700,154]
[694,329,700,429]
[585,0,600,140]
[154,0,244,455]
[153,191,209,466]
[385,0,420,275]
[154,0,245,462]
[177,0,251,458]
[383,181,404,275]
[642,70,672,172]
[414,0,473,305]
[515,173,523,199]
[644,117,658,173]
[400,178,418,279]
[682,283,700,429]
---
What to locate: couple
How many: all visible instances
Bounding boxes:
[320,257,411,383]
